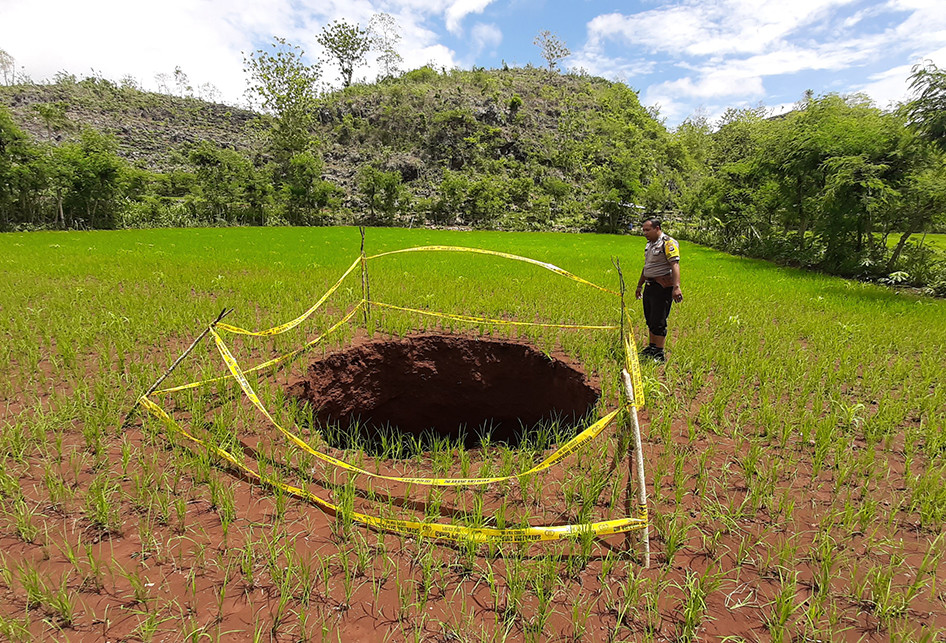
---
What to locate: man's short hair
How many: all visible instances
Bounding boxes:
[641,217,662,229]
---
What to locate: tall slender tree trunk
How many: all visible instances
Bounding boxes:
[887,223,919,272]
[796,177,808,249]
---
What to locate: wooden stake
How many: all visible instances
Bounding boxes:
[120,307,233,428]
[360,226,370,327]
[610,256,628,473]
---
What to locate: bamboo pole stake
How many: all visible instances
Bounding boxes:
[622,368,650,568]
[121,307,233,428]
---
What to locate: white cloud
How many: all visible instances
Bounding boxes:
[855,63,913,107]
[585,0,858,58]
[0,0,255,103]
[855,45,946,107]
[470,23,503,55]
[444,0,496,35]
[0,0,463,102]
[566,50,656,82]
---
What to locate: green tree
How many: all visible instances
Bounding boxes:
[187,141,254,223]
[358,165,406,224]
[369,13,403,80]
[279,150,341,224]
[317,20,371,88]
[886,158,946,271]
[904,61,946,152]
[0,48,14,85]
[0,105,41,228]
[31,101,71,139]
[533,31,570,72]
[60,129,126,229]
[244,37,321,156]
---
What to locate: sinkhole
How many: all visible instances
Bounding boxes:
[287,335,600,455]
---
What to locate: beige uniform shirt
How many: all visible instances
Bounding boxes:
[642,233,680,285]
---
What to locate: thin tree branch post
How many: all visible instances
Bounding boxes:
[360,226,371,326]
[120,307,234,429]
[622,368,651,568]
[610,256,629,472]
[613,256,626,349]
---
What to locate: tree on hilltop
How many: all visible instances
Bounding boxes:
[533,30,570,72]
[317,19,371,88]
[0,48,14,85]
[369,13,403,80]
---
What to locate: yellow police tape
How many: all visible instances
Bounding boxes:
[623,310,645,407]
[368,300,618,330]
[368,246,619,296]
[215,257,362,337]
[138,395,647,542]
[210,245,617,338]
[153,303,364,396]
[137,244,651,542]
[210,326,623,486]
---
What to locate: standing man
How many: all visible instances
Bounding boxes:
[635,217,683,362]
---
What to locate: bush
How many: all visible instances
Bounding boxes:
[401,66,438,84]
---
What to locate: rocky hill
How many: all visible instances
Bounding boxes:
[0,66,684,231]
[0,78,260,169]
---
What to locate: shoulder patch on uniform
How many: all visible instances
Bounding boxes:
[664,239,680,260]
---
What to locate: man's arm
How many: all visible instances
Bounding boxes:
[635,269,646,300]
[670,262,682,302]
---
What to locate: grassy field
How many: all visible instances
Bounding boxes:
[0,226,944,642]
[883,232,946,254]
[919,233,946,253]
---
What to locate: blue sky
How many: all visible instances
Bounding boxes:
[1,0,944,127]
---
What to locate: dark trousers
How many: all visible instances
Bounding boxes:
[642,282,673,337]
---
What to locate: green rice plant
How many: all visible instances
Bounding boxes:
[907,462,946,529]
[395,569,413,621]
[131,609,173,642]
[570,592,594,640]
[85,472,122,534]
[333,479,357,540]
[527,562,556,639]
[173,495,188,534]
[608,566,644,629]
[659,510,690,568]
[811,532,839,598]
[82,544,106,592]
[0,612,31,643]
[0,553,14,591]
[10,499,40,543]
[504,555,526,619]
[118,563,154,606]
[765,570,803,642]
[456,535,478,577]
[43,464,72,508]
[862,560,912,626]
[0,458,21,500]
[18,562,46,609]
[336,549,358,611]
[44,574,77,627]
[675,566,722,642]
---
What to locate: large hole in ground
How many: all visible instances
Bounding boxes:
[287,334,600,455]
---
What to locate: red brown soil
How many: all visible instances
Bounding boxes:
[0,331,943,642]
[287,334,600,446]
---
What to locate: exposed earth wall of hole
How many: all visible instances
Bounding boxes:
[287,335,600,449]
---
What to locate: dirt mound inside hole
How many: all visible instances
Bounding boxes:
[287,334,600,450]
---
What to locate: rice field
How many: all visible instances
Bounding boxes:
[0,226,944,642]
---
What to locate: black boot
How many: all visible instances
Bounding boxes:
[639,343,657,358]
